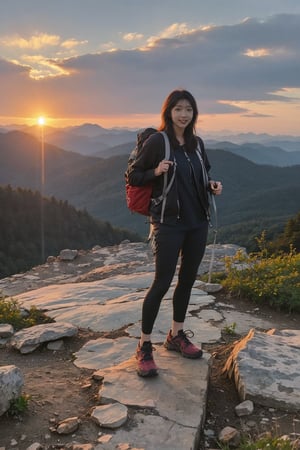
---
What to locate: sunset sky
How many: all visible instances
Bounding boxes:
[1,0,300,135]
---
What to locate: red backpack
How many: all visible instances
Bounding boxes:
[125,129,175,217]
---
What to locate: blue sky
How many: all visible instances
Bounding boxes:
[1,0,300,134]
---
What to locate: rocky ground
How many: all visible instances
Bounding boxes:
[1,289,300,450]
[201,291,300,449]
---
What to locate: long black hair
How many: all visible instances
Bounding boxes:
[159,89,198,152]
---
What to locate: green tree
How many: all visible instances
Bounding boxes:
[270,211,300,253]
[0,185,141,278]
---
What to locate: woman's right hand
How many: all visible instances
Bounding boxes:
[155,160,173,176]
[209,180,223,195]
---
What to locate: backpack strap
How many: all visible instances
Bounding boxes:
[152,131,177,223]
[196,137,218,283]
[195,138,209,190]
[160,131,171,198]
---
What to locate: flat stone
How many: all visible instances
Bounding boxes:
[197,281,223,293]
[0,365,24,416]
[26,444,43,450]
[14,269,220,342]
[56,416,80,434]
[98,346,209,429]
[221,309,275,335]
[16,281,134,309]
[23,275,40,280]
[102,412,199,450]
[72,445,93,450]
[97,434,113,444]
[225,328,300,411]
[91,403,128,429]
[235,399,254,416]
[49,300,144,332]
[10,322,78,354]
[218,426,241,447]
[127,302,222,344]
[59,249,78,261]
[0,324,14,338]
[0,338,9,348]
[74,337,138,370]
[47,339,65,351]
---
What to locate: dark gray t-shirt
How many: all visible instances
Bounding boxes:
[174,145,207,228]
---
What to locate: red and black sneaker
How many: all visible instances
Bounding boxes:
[164,329,203,359]
[136,341,159,377]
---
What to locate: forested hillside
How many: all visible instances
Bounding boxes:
[0,185,141,278]
[1,130,300,249]
[207,141,300,166]
[206,150,300,249]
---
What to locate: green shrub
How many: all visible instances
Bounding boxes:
[222,246,300,313]
[0,294,53,330]
[223,322,237,335]
[7,394,31,416]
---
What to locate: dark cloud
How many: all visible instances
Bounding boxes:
[0,58,29,74]
[0,14,299,118]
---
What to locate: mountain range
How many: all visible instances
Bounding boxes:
[1,128,299,248]
[1,123,300,166]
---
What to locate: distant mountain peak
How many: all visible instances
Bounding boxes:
[66,123,108,137]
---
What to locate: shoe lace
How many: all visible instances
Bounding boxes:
[179,329,195,346]
[141,343,156,361]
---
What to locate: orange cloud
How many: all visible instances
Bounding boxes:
[146,22,198,48]
[160,22,193,37]
[1,32,60,49]
[123,32,144,41]
[244,48,271,57]
[10,55,69,79]
[61,38,88,49]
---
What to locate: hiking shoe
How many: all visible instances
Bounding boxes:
[164,329,203,359]
[136,341,158,377]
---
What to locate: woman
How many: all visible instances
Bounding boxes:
[127,89,222,377]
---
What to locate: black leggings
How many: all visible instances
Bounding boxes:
[142,221,208,334]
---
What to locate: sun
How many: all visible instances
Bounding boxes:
[37,116,46,126]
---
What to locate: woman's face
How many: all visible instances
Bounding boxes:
[171,99,194,131]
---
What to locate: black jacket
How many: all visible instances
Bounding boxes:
[127,132,212,224]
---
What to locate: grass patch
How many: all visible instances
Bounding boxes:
[222,247,300,313]
[222,322,237,335]
[7,394,31,417]
[0,294,54,330]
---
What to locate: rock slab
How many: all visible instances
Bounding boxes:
[10,322,78,354]
[0,365,24,416]
[225,328,300,411]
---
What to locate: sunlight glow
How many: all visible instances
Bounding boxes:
[244,48,271,58]
[38,116,45,126]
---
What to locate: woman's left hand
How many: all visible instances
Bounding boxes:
[209,181,223,195]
